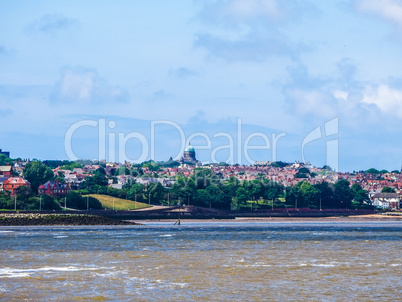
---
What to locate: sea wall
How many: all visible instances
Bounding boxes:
[0,213,138,226]
[0,208,379,223]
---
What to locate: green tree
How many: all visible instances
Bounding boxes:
[66,192,102,210]
[147,182,166,204]
[171,176,195,205]
[270,161,288,168]
[299,181,319,208]
[192,168,221,189]
[247,180,264,203]
[81,169,108,193]
[193,189,212,207]
[55,171,66,184]
[0,154,13,166]
[366,168,380,174]
[114,167,130,176]
[381,186,396,193]
[130,168,144,177]
[127,183,146,202]
[94,167,106,175]
[334,179,354,208]
[0,192,12,209]
[15,185,32,210]
[263,180,284,205]
[285,185,301,207]
[235,187,250,209]
[34,194,62,210]
[353,190,370,205]
[204,185,228,209]
[23,161,54,194]
[314,181,334,208]
[350,183,370,205]
[298,167,310,174]
[351,183,363,194]
[60,162,83,171]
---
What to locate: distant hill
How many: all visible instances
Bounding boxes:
[84,194,151,211]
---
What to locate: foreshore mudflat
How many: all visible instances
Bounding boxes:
[1,212,401,226]
[0,213,139,226]
[137,214,402,224]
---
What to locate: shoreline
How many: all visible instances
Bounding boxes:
[0,213,401,226]
[0,213,139,226]
[136,214,402,224]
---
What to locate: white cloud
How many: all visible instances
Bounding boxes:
[27,14,80,34]
[332,89,349,100]
[51,66,130,104]
[357,0,402,29]
[361,84,402,118]
[169,67,198,78]
[195,29,309,61]
[220,0,282,21]
[286,89,335,118]
[282,61,402,134]
[198,0,315,26]
[194,0,318,62]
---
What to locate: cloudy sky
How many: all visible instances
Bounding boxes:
[1,0,401,171]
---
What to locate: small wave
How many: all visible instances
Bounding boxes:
[0,231,14,233]
[54,236,69,238]
[129,276,188,289]
[159,234,173,237]
[0,266,110,278]
[311,264,336,267]
[0,273,30,278]
[297,262,337,267]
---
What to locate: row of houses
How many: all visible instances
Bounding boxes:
[0,164,30,195]
[0,177,31,195]
[371,193,401,210]
[1,158,402,210]
[38,181,72,196]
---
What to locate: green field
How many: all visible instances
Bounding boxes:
[84,194,151,210]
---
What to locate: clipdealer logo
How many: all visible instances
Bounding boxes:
[64,117,339,168]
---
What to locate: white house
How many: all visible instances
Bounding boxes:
[371,193,400,210]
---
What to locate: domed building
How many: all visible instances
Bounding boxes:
[179,143,200,165]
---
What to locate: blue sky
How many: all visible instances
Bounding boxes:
[0,0,402,171]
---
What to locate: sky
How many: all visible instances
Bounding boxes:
[0,0,402,172]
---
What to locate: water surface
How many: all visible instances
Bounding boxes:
[0,221,401,301]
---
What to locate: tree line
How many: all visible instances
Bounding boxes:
[79,167,374,210]
[1,160,392,211]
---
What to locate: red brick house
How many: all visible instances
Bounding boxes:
[0,165,13,177]
[38,180,71,197]
[3,177,31,196]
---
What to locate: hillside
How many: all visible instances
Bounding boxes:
[84,194,151,211]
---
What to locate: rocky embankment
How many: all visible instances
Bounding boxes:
[0,213,139,226]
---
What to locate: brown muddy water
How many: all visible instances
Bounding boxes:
[0,221,401,301]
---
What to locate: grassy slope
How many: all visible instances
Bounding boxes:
[84,194,151,210]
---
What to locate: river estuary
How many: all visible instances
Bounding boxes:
[0,221,401,301]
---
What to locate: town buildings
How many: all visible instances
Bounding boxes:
[38,180,71,197]
[3,177,31,196]
[0,165,13,177]
[0,149,10,158]
[371,193,400,210]
[179,143,201,166]
[3,146,402,210]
